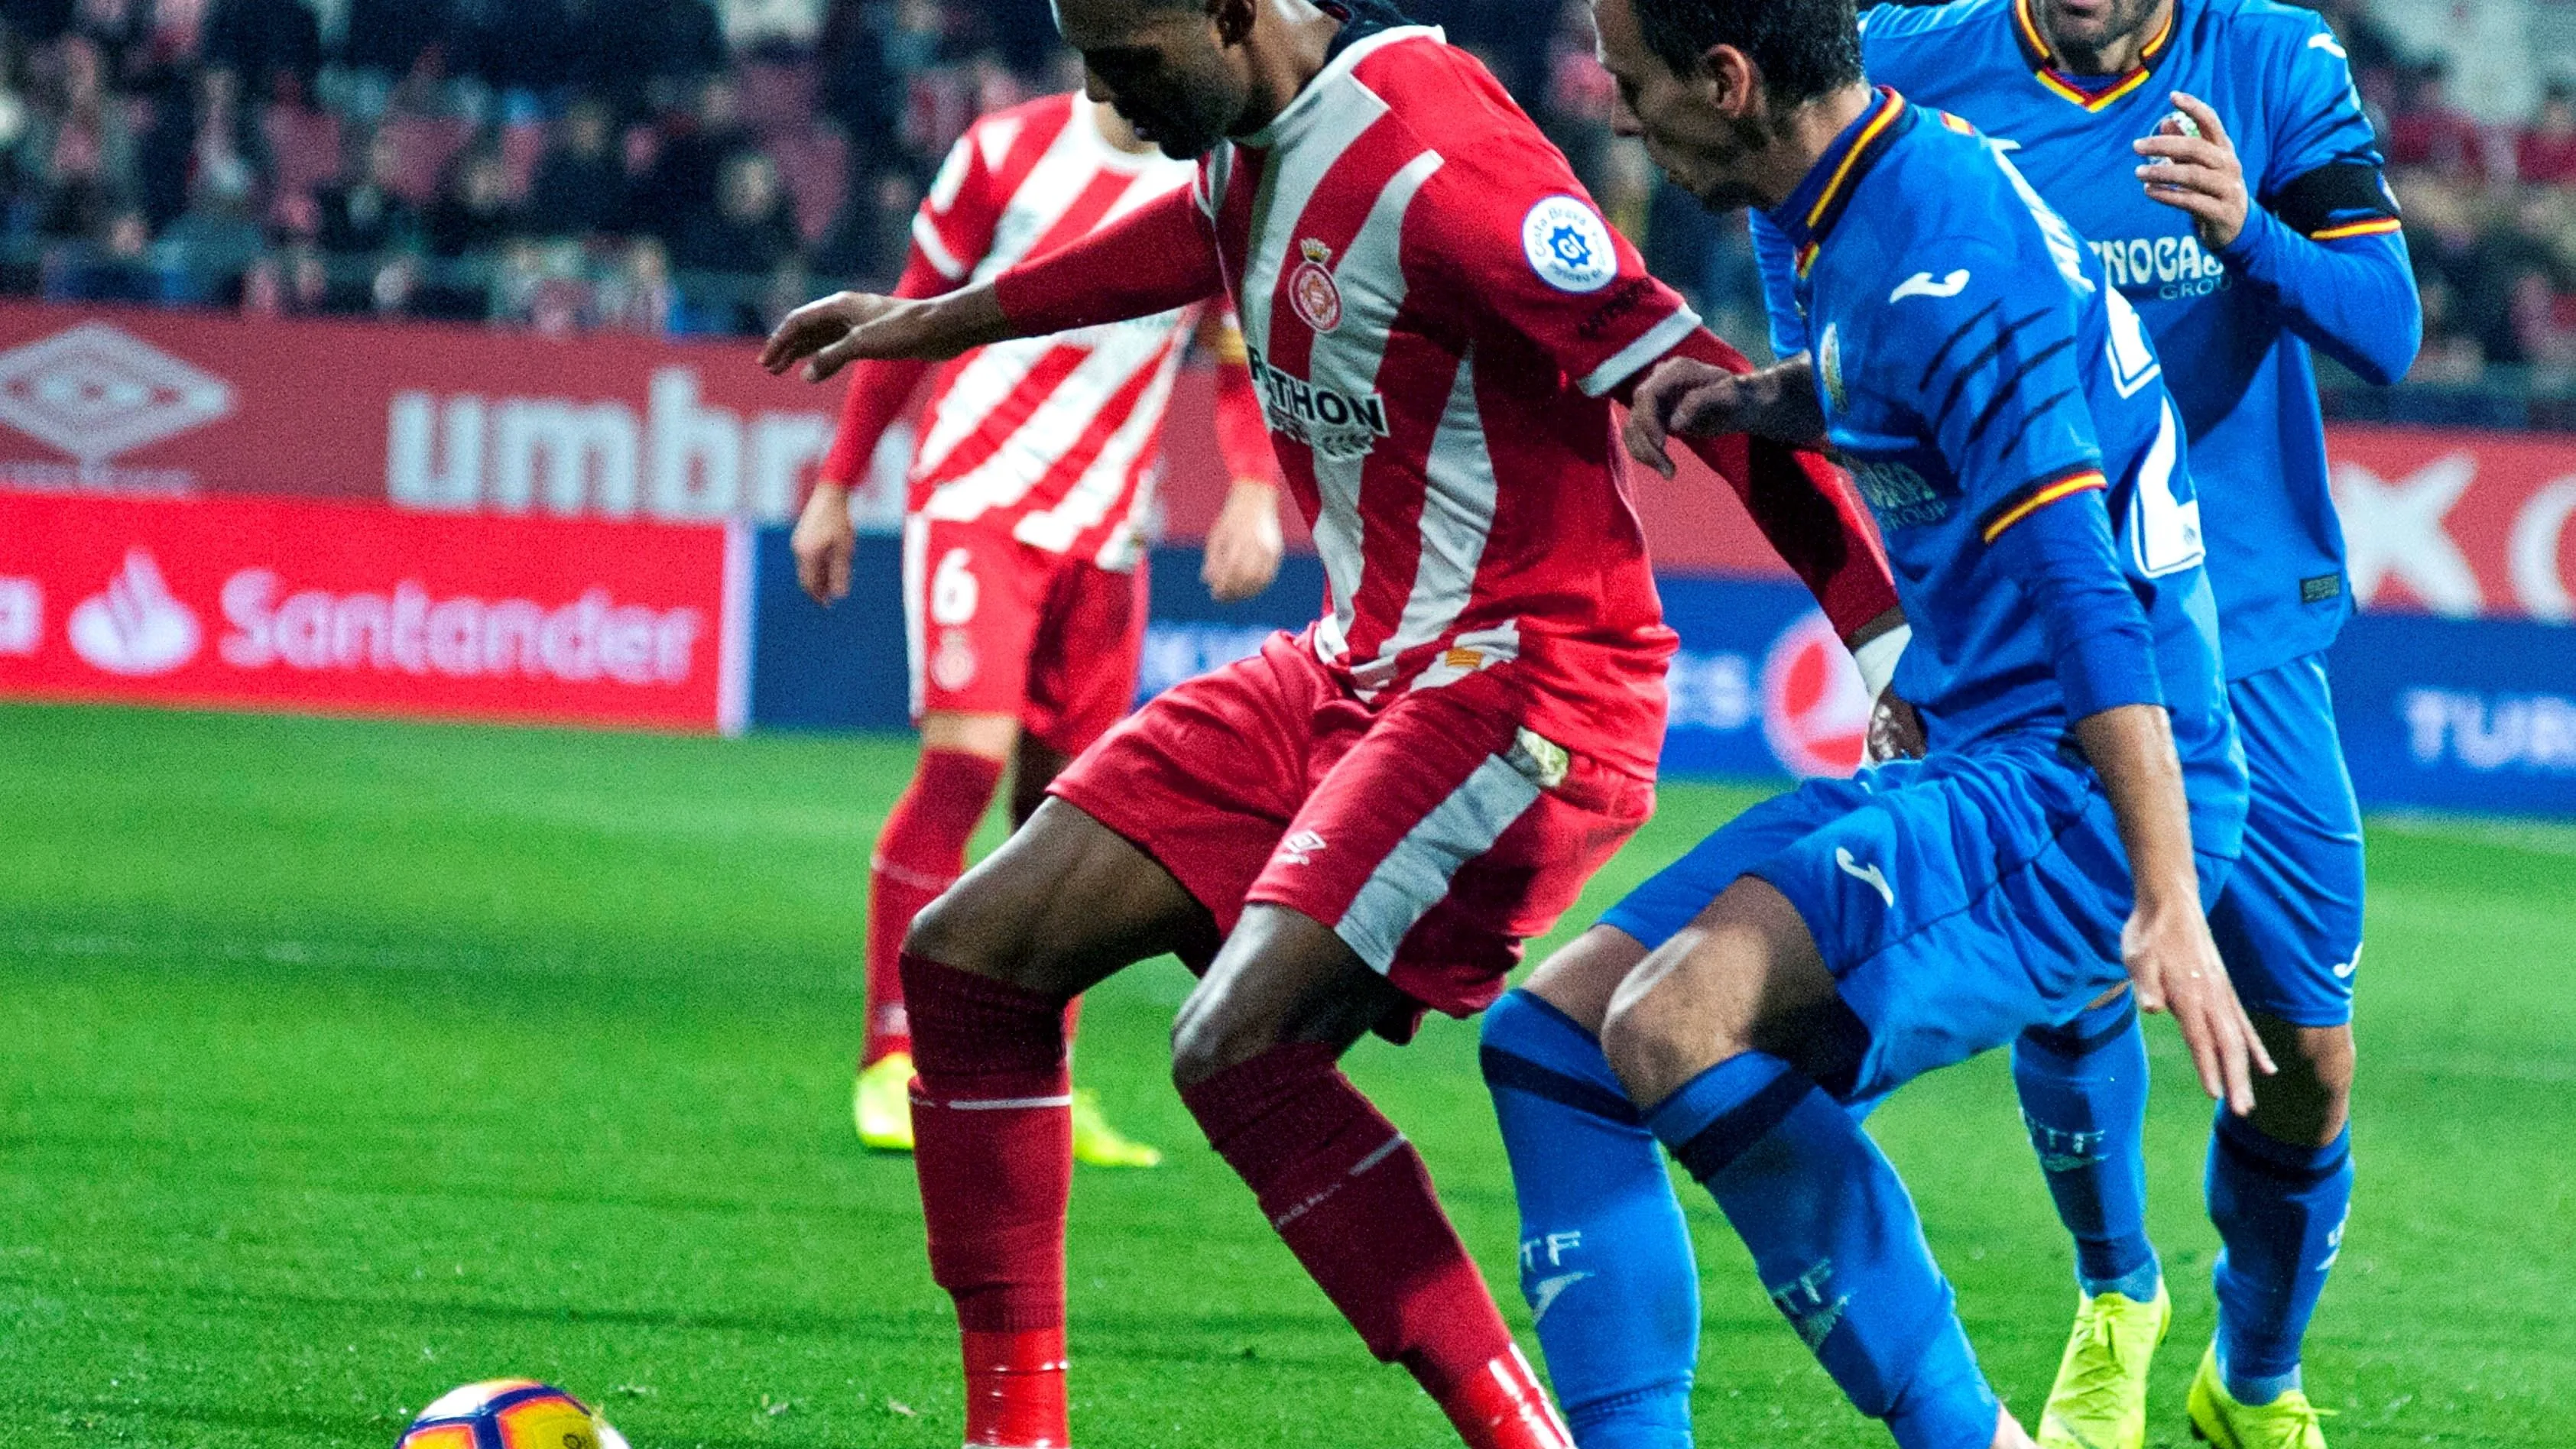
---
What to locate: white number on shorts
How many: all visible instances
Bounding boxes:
[930,547,979,625]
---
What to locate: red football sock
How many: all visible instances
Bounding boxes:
[904,953,1075,1447]
[863,749,1003,1067]
[1180,1042,1571,1449]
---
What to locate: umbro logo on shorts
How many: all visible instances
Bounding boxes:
[1278,830,1329,866]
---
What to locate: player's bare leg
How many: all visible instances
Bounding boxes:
[1517,925,1646,1035]
[1601,880,2033,1449]
[899,799,1216,1449]
[1002,732,1165,1168]
[1172,905,1575,1449]
[855,712,1015,1152]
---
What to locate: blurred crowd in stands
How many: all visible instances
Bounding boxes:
[0,0,2570,404]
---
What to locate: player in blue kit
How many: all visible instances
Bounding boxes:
[1484,4,2415,1447]
[1744,6,2412,1444]
[1476,0,2275,1445]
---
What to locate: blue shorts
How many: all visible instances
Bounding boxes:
[2207,653,2364,1028]
[1601,740,2237,1103]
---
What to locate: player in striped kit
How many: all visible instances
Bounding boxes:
[790,89,1286,1169]
[763,2,1902,1444]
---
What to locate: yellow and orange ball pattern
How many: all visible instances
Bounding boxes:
[395,1379,628,1449]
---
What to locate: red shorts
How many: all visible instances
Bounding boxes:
[1050,630,1656,1030]
[903,515,1147,757]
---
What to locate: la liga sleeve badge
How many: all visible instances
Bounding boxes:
[1520,196,1617,293]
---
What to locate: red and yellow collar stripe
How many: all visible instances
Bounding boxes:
[2310,216,2404,242]
[2013,0,2175,112]
[1979,468,2108,544]
[1792,88,1910,277]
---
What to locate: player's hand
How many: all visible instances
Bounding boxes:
[761,287,1009,382]
[1202,479,1283,604]
[2121,892,2275,1116]
[1624,358,1767,479]
[792,481,858,605]
[2135,92,2250,252]
[1865,691,1926,763]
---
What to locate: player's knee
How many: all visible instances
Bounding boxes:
[1600,954,1737,1113]
[1170,991,1270,1090]
[2247,1019,2355,1146]
[901,876,1017,981]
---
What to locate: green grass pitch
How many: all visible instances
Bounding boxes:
[1,702,2569,1447]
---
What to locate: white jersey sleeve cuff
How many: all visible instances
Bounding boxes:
[1576,306,1703,399]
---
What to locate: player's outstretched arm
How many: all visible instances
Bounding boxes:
[765,186,1229,384]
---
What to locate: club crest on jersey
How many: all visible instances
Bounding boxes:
[1290,238,1343,333]
[1521,196,1617,293]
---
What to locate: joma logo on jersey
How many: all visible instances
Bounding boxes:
[2091,234,2230,300]
[1245,345,1390,460]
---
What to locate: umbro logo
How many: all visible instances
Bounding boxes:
[1835,847,1895,908]
[1278,830,1328,866]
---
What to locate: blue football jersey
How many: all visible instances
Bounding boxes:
[1769,90,2244,856]
[1779,0,2411,679]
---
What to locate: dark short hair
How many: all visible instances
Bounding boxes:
[1627,0,1864,108]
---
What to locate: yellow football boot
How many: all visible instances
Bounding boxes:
[854,1052,917,1152]
[1070,1087,1161,1169]
[2187,1343,2332,1449]
[2035,1282,2171,1449]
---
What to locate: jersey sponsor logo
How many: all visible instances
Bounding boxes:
[1846,457,1950,531]
[1520,196,1617,294]
[69,548,200,676]
[1760,613,1872,777]
[1289,238,1344,333]
[1835,847,1897,908]
[1244,345,1390,460]
[1890,269,1971,303]
[1278,828,1328,865]
[2091,232,2230,300]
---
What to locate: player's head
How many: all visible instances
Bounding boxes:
[2032,0,2170,68]
[1052,0,1260,160]
[1590,0,1864,211]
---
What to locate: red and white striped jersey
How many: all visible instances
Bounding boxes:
[992,20,1900,779]
[822,92,1270,572]
[1193,23,1702,775]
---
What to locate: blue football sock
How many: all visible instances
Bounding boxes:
[2013,997,2162,1302]
[2208,1111,2352,1404]
[1647,1052,1997,1449]
[1480,990,1695,1449]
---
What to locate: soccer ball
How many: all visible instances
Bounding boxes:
[394,1379,630,1449]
